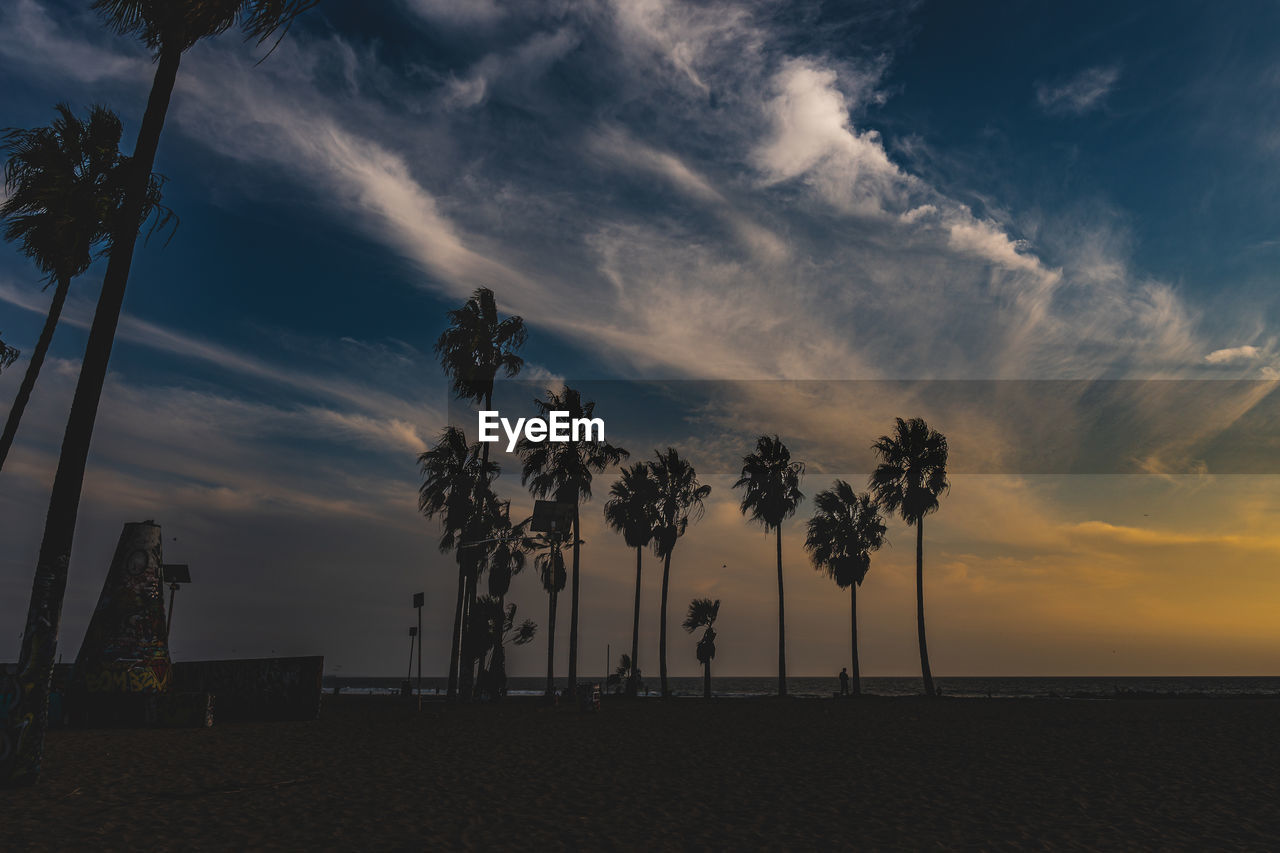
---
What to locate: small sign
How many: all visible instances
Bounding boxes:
[412,592,424,608]
[409,626,418,637]
[162,563,191,584]
[531,500,574,533]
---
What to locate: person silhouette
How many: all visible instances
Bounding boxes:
[839,667,849,696]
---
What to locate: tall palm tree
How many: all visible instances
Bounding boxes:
[603,462,658,697]
[869,417,949,697]
[435,287,526,692]
[805,481,887,697]
[529,531,568,697]
[1,104,167,474]
[734,435,804,698]
[650,448,711,698]
[4,0,316,787]
[418,426,497,701]
[518,386,627,697]
[682,597,719,700]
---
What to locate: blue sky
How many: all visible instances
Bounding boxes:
[3,0,1280,678]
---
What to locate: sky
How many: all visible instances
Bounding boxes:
[2,0,1280,679]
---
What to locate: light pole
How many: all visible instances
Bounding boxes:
[407,626,417,695]
[413,592,424,709]
[161,563,191,642]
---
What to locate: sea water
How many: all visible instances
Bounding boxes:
[322,675,1280,699]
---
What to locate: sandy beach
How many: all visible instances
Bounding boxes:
[8,695,1280,850]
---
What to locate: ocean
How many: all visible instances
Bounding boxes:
[322,675,1280,699]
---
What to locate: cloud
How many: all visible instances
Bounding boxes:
[1035,64,1121,116]
[1205,345,1262,364]
[753,58,907,215]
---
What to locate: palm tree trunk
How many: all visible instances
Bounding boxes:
[459,570,477,700]
[659,550,672,698]
[703,659,711,700]
[776,525,787,697]
[2,45,182,787]
[566,503,580,698]
[916,518,934,696]
[0,274,70,473]
[545,588,558,697]
[850,582,860,697]
[446,556,465,700]
[628,545,642,697]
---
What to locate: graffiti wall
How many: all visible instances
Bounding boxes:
[172,657,323,721]
[72,522,172,695]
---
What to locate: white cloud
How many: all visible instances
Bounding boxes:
[1205,345,1262,364]
[1036,64,1121,116]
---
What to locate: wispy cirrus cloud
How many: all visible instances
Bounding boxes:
[1035,64,1121,115]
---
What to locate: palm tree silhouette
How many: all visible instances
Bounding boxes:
[683,597,719,700]
[0,104,167,474]
[0,336,17,373]
[650,447,711,699]
[4,1,316,786]
[529,530,568,697]
[435,287,526,697]
[869,417,949,697]
[805,481,887,697]
[518,386,627,697]
[612,653,634,694]
[466,596,536,700]
[478,504,528,699]
[734,435,804,698]
[603,462,658,697]
[418,426,497,701]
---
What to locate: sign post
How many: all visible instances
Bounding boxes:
[413,592,424,709]
[162,563,191,642]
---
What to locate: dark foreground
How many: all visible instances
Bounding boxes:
[9,695,1280,850]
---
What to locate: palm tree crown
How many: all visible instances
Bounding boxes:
[3,104,166,286]
[868,417,949,525]
[683,598,720,635]
[417,426,497,553]
[93,0,318,54]
[734,434,805,531]
[435,287,526,407]
[805,481,887,589]
[603,462,658,550]
[519,387,628,503]
[650,448,711,558]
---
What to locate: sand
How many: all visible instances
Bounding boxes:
[7,695,1280,850]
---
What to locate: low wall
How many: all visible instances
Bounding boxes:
[171,656,324,722]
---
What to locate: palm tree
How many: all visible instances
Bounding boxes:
[805,481,887,697]
[3,0,316,787]
[477,504,528,699]
[518,386,627,697]
[683,598,719,700]
[0,336,18,373]
[418,426,497,701]
[529,531,568,697]
[435,287,526,693]
[466,596,536,701]
[611,653,633,694]
[734,435,804,698]
[650,448,711,698]
[603,462,658,697]
[869,417,949,696]
[1,104,167,474]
